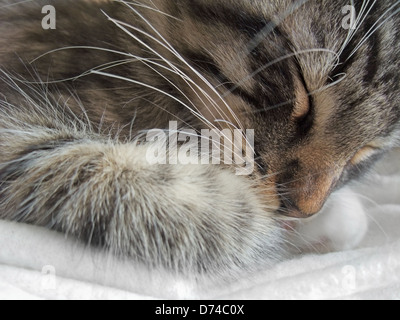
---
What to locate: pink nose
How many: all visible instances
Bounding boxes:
[278,195,326,218]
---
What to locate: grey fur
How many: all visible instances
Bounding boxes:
[0,0,399,276]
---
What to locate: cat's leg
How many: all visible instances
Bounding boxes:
[0,107,283,276]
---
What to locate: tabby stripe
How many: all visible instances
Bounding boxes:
[254,150,269,176]
[249,53,296,114]
[184,48,296,117]
[185,0,268,38]
[0,138,78,183]
[183,50,260,107]
[362,1,382,84]
[183,50,230,85]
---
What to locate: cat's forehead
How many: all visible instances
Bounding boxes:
[175,0,400,133]
[177,0,348,78]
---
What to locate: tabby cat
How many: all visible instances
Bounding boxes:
[0,0,399,277]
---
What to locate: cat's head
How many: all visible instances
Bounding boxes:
[126,0,400,217]
[148,0,400,217]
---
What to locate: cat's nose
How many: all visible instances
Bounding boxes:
[278,196,324,218]
[277,172,340,218]
[274,160,343,218]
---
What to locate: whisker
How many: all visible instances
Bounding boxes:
[29,45,185,84]
[136,59,235,141]
[116,2,251,148]
[255,170,284,181]
[91,69,206,123]
[31,45,134,65]
[114,0,183,21]
[133,97,200,133]
[224,49,339,100]
[337,0,377,58]
[310,73,347,94]
[89,69,243,162]
[0,0,34,9]
[100,13,224,128]
[347,1,400,60]
[101,9,254,158]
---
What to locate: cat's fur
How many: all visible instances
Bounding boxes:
[0,0,399,276]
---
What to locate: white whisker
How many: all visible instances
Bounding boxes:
[309,73,347,94]
[101,8,253,155]
[338,0,377,58]
[347,1,400,60]
[0,0,33,9]
[100,13,222,125]
[116,2,250,144]
[90,70,221,133]
[102,13,234,129]
[114,0,183,21]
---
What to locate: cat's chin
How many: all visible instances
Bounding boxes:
[286,187,369,254]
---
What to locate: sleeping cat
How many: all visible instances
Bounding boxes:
[0,0,399,277]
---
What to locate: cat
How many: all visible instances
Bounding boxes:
[0,0,399,277]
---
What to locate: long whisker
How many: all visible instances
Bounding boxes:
[91,69,209,125]
[101,10,255,159]
[0,0,34,9]
[132,97,199,133]
[30,46,219,129]
[114,0,183,21]
[25,3,253,157]
[347,1,400,60]
[135,60,237,144]
[30,45,187,84]
[100,14,226,128]
[116,2,251,149]
[90,69,246,163]
[29,48,249,163]
[337,0,377,58]
[31,45,134,65]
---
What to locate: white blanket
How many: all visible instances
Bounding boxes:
[0,150,399,300]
